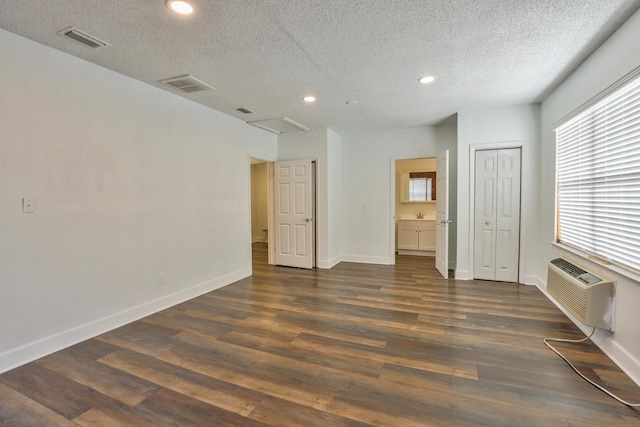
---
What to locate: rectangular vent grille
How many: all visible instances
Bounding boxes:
[548,268,587,318]
[58,27,110,49]
[550,258,587,277]
[236,107,254,114]
[547,258,613,330]
[247,117,310,134]
[159,75,215,93]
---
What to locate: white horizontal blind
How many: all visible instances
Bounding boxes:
[409,177,427,201]
[556,75,640,273]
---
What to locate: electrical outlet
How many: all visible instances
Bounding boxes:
[22,198,35,213]
[158,273,165,285]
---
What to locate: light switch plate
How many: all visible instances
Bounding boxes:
[22,198,35,213]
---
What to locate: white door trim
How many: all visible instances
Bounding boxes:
[389,157,396,265]
[267,161,275,265]
[390,155,442,267]
[468,141,527,284]
[248,156,275,269]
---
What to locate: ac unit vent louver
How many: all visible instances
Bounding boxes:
[58,27,111,49]
[159,75,215,93]
[547,258,614,330]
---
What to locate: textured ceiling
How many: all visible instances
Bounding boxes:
[0,0,639,134]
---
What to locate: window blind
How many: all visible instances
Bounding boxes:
[409,177,428,201]
[556,74,640,273]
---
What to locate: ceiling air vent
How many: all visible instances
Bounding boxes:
[58,27,111,49]
[247,117,310,134]
[236,107,254,114]
[159,75,215,93]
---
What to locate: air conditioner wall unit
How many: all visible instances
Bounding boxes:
[547,258,614,331]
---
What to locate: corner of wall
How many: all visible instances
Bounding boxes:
[0,268,250,374]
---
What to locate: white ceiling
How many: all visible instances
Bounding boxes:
[1,0,639,134]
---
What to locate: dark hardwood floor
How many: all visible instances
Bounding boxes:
[1,243,639,426]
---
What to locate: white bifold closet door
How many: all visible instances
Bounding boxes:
[473,148,521,282]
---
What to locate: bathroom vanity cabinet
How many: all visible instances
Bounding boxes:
[397,219,436,254]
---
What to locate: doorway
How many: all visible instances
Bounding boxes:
[250,158,272,266]
[473,148,522,282]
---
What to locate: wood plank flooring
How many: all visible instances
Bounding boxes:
[2,243,639,426]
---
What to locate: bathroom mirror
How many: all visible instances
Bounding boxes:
[400,171,436,202]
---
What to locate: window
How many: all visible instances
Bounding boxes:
[556,73,640,273]
[408,172,436,201]
[409,177,429,201]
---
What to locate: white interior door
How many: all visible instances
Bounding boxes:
[474,150,498,280]
[435,150,449,278]
[495,149,521,282]
[274,158,313,269]
[473,149,521,281]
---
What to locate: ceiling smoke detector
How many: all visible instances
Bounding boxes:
[159,74,215,93]
[57,27,111,49]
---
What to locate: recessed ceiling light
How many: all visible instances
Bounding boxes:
[167,0,194,15]
[302,96,316,103]
[419,75,435,84]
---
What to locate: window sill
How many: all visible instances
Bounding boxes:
[551,242,640,285]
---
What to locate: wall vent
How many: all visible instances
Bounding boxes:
[547,257,614,330]
[247,117,310,134]
[58,27,111,49]
[236,107,254,114]
[159,75,215,93]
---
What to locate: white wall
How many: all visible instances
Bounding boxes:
[456,105,540,283]
[0,28,277,373]
[327,129,342,266]
[250,163,269,242]
[341,125,457,265]
[538,9,640,384]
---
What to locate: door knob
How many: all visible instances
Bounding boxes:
[441,220,453,224]
[305,218,312,222]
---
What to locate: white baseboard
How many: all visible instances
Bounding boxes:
[523,275,543,286]
[536,282,640,387]
[591,334,640,387]
[341,254,392,265]
[317,255,342,269]
[455,269,471,280]
[397,250,435,257]
[0,267,251,374]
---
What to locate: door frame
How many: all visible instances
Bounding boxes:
[389,155,439,266]
[468,141,527,284]
[248,157,275,267]
[265,157,318,269]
